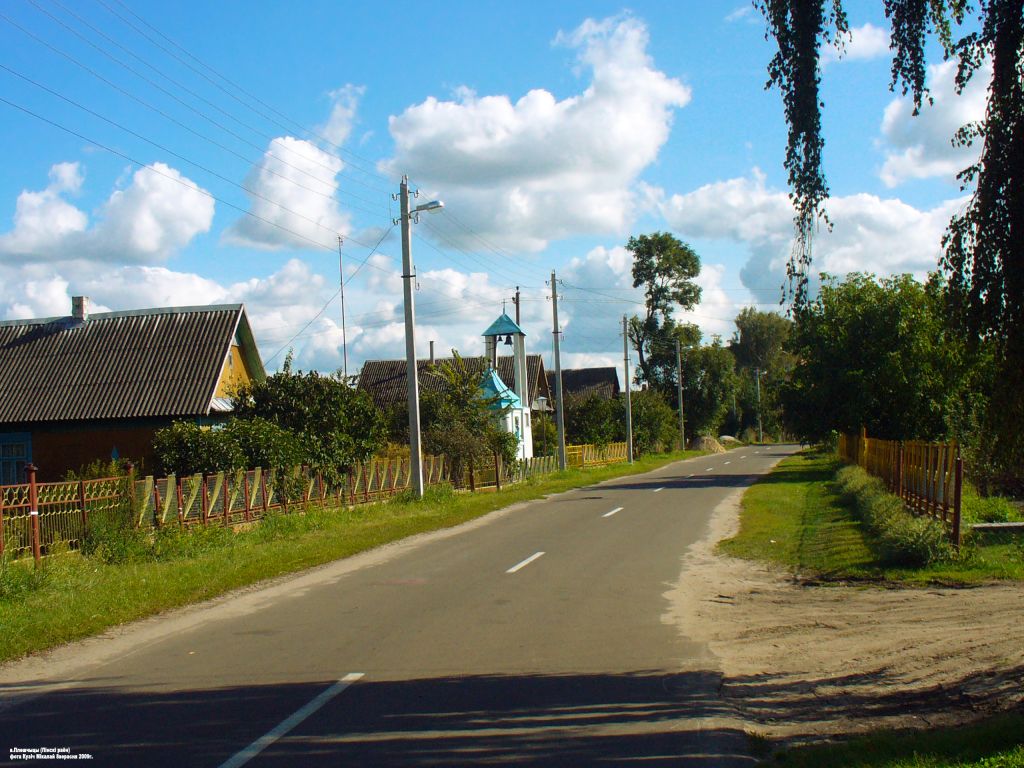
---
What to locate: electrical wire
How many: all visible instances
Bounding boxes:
[14,2,385,199]
[0,63,391,242]
[102,0,396,190]
[0,94,398,264]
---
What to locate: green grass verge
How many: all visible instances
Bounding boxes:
[772,709,1024,767]
[0,449,707,664]
[719,450,1024,584]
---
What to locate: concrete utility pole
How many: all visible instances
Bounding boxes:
[393,179,443,496]
[675,337,685,451]
[513,285,521,325]
[755,367,764,444]
[338,236,348,382]
[397,177,424,497]
[550,271,567,470]
[623,315,634,464]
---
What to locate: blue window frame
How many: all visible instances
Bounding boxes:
[0,432,31,485]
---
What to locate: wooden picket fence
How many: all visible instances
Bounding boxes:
[566,442,629,468]
[839,431,963,545]
[0,456,447,562]
[0,441,629,563]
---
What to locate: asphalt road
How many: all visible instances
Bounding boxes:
[0,445,797,767]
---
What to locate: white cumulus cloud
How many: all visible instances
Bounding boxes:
[0,162,214,263]
[223,136,351,250]
[654,170,967,295]
[381,14,691,252]
[822,23,890,66]
[878,59,989,187]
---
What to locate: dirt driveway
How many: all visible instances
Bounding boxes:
[664,492,1024,745]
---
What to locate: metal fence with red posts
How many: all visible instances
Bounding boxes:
[838,431,963,545]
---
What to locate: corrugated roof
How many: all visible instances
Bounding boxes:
[358,355,549,409]
[0,304,264,423]
[548,367,621,400]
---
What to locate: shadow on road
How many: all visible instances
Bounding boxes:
[0,670,754,767]
[4,662,1020,766]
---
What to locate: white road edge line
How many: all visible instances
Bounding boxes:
[506,551,545,574]
[219,672,364,768]
[603,507,624,518]
[652,487,665,493]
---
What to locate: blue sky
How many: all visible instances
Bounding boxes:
[0,1,984,375]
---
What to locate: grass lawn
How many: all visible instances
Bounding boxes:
[0,448,708,664]
[719,450,1024,584]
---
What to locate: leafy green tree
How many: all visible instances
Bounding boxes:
[627,389,678,455]
[680,339,739,439]
[625,232,702,387]
[728,308,795,438]
[758,1,1023,486]
[531,410,557,457]
[563,393,620,447]
[232,358,386,479]
[781,273,967,442]
[421,352,519,482]
[221,417,304,472]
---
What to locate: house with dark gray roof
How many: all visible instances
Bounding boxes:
[0,297,264,481]
[548,367,621,401]
[357,354,550,412]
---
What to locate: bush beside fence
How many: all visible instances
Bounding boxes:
[0,442,630,562]
[838,431,962,545]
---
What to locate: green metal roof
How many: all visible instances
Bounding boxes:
[480,367,521,410]
[481,313,525,338]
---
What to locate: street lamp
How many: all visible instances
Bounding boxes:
[394,175,444,498]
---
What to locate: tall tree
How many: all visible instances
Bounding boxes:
[759,0,1024,486]
[781,273,967,442]
[625,232,702,387]
[420,352,518,482]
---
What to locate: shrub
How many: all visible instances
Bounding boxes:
[961,488,1022,524]
[629,390,678,455]
[836,465,953,566]
[152,422,244,477]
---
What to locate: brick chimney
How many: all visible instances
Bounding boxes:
[72,296,89,322]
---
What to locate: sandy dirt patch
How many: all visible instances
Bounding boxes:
[664,490,1024,745]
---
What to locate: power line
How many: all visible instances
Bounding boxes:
[261,225,394,366]
[0,94,396,264]
[14,2,385,198]
[0,63,390,243]
[98,0,396,190]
